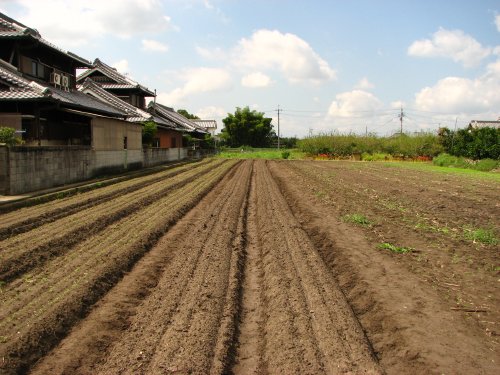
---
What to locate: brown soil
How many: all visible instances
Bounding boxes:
[269,160,499,374]
[0,159,498,374]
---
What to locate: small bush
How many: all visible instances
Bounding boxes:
[361,152,390,161]
[0,126,22,146]
[473,158,499,172]
[433,153,498,171]
[281,150,291,159]
[432,153,470,168]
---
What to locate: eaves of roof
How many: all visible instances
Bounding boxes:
[0,13,91,67]
[78,79,177,128]
[77,58,155,96]
[0,64,125,117]
[147,102,208,134]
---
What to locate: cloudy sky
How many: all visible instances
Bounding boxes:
[2,0,500,137]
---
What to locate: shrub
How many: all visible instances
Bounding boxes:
[298,132,442,158]
[281,150,291,159]
[142,121,157,146]
[361,152,390,161]
[0,127,22,146]
[473,158,499,172]
[432,153,470,168]
[439,126,500,160]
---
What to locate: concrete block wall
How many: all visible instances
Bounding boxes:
[143,147,187,167]
[1,146,193,195]
[0,146,8,195]
[6,146,93,195]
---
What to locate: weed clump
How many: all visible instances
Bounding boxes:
[342,213,372,226]
[377,242,414,254]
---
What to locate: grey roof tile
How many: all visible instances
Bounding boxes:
[78,79,177,128]
[0,12,91,67]
[77,58,154,96]
[0,63,125,117]
[148,102,208,134]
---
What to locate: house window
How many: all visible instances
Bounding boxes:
[123,136,128,149]
[31,60,45,79]
[171,136,177,148]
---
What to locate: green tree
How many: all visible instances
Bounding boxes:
[439,126,499,159]
[220,107,275,147]
[142,121,157,146]
[177,109,199,120]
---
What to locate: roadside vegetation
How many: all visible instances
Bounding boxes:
[297,132,443,159]
[216,147,305,160]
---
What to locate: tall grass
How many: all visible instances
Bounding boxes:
[297,132,443,158]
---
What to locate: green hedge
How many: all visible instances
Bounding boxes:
[297,132,443,158]
[439,126,499,160]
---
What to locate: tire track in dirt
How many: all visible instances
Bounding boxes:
[231,160,381,374]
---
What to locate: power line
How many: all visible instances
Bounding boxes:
[277,104,281,150]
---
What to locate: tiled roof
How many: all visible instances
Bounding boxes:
[193,119,217,130]
[77,58,155,96]
[0,62,125,117]
[469,120,500,129]
[78,79,177,129]
[0,12,91,67]
[148,102,208,134]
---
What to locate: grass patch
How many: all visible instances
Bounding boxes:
[377,242,414,254]
[215,148,306,160]
[342,213,372,226]
[463,227,498,245]
[415,222,452,235]
[382,161,500,182]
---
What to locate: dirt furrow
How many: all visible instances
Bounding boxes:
[0,159,207,240]
[90,160,253,374]
[268,160,500,374]
[0,159,225,283]
[233,160,381,374]
[0,160,238,374]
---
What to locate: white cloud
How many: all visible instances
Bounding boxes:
[195,105,227,119]
[195,46,227,60]
[112,59,129,74]
[496,14,500,32]
[327,90,383,117]
[233,29,336,84]
[15,0,171,48]
[354,77,374,90]
[241,72,273,88]
[158,67,232,105]
[414,59,500,113]
[408,28,491,68]
[142,39,168,52]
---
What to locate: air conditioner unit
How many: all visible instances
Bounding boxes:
[50,72,61,85]
[61,75,70,88]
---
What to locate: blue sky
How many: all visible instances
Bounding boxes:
[2,0,499,137]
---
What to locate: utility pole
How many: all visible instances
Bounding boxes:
[399,105,404,136]
[277,105,281,150]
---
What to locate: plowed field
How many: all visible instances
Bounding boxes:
[1,159,498,374]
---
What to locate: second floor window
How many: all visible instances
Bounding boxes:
[31,60,45,79]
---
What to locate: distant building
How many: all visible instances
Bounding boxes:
[468,120,500,129]
[192,120,217,136]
